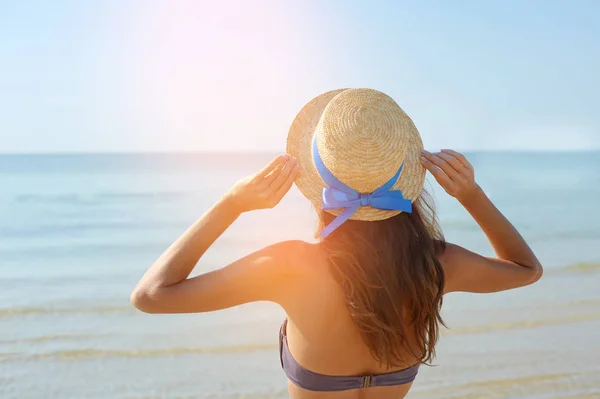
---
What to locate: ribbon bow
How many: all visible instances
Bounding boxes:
[312,136,412,238]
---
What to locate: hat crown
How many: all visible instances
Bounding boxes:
[314,88,415,193]
[286,87,425,222]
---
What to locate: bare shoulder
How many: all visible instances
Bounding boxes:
[254,240,323,285]
[269,240,323,274]
[265,240,325,301]
[437,242,462,275]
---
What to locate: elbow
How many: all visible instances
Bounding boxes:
[130,286,162,314]
[528,262,544,285]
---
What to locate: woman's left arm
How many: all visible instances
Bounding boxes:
[131,154,300,314]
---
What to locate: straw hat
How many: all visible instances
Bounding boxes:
[286,88,425,221]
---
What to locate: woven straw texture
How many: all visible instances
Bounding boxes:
[286,88,425,221]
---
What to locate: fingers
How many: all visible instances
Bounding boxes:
[256,155,287,181]
[421,150,460,180]
[260,154,292,187]
[441,149,472,170]
[269,157,297,193]
[273,163,300,203]
[421,155,456,190]
[262,160,286,186]
[436,152,465,176]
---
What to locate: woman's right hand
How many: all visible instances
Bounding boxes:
[420,149,481,204]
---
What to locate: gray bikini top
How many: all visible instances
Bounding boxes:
[278,319,419,391]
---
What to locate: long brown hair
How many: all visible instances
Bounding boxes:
[317,189,446,367]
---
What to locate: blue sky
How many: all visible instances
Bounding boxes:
[1,0,599,153]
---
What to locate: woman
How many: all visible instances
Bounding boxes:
[131,89,543,398]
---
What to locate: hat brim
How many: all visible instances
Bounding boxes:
[286,89,426,222]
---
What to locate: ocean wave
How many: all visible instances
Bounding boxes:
[446,310,600,335]
[130,390,289,399]
[0,221,182,238]
[14,194,100,206]
[95,191,193,200]
[13,191,194,206]
[1,343,279,361]
[555,262,600,273]
[0,235,272,259]
[0,305,133,318]
[0,241,168,260]
[419,371,598,399]
[0,334,103,344]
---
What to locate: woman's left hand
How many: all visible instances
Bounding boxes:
[225,154,300,213]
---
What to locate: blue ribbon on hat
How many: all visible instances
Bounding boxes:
[312,135,412,238]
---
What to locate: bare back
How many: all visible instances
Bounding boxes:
[279,241,423,399]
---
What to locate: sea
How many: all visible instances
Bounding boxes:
[1,151,599,399]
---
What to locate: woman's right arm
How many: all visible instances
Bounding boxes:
[421,149,543,294]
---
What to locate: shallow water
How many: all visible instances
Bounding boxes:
[1,152,599,398]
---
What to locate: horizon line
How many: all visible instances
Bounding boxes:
[0,148,599,156]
